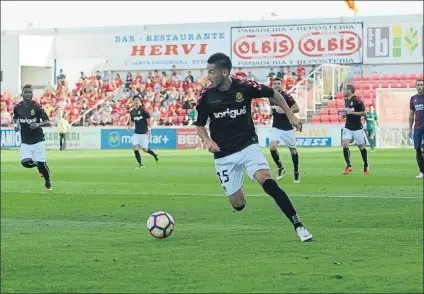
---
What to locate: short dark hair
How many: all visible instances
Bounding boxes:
[207,53,232,70]
[273,77,282,82]
[346,84,355,94]
[22,84,32,90]
[133,95,142,101]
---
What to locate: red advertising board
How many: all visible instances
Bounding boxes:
[176,128,199,149]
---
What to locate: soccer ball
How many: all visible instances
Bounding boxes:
[147,211,175,238]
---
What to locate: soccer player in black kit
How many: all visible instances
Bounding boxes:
[194,53,312,242]
[128,96,158,168]
[269,78,301,183]
[342,84,369,175]
[13,84,52,190]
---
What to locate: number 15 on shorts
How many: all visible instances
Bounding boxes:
[217,170,230,184]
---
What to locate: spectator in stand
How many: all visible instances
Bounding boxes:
[125,72,133,91]
[69,108,81,126]
[1,102,11,127]
[135,72,142,83]
[164,116,176,126]
[90,108,101,126]
[296,63,306,77]
[268,68,276,78]
[284,72,296,92]
[80,71,88,81]
[103,100,113,114]
[246,71,256,81]
[297,71,306,85]
[198,68,207,86]
[167,87,179,103]
[43,101,55,118]
[170,71,180,83]
[182,114,193,126]
[152,106,160,121]
[277,67,286,79]
[235,68,247,80]
[169,100,180,116]
[114,74,123,86]
[185,70,194,83]
[102,71,111,85]
[96,71,102,81]
[100,108,112,126]
[45,81,55,94]
[181,96,191,110]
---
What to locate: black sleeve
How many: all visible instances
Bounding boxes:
[245,81,275,99]
[130,111,134,122]
[193,91,209,127]
[13,106,19,120]
[36,104,49,122]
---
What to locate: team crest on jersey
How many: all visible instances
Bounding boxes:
[30,109,35,115]
[235,92,244,102]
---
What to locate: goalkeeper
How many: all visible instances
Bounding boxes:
[365,105,379,151]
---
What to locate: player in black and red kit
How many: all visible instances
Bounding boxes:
[13,84,52,190]
[269,78,301,183]
[341,84,369,175]
[194,53,312,242]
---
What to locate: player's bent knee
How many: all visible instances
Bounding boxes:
[269,142,278,151]
[132,145,139,151]
[289,148,297,155]
[358,145,365,150]
[254,169,273,185]
[142,148,148,152]
[21,159,33,168]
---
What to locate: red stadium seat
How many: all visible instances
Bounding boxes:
[381,82,389,88]
[390,74,398,82]
[362,91,372,99]
[328,101,336,108]
[380,74,389,81]
[409,80,417,88]
[353,74,362,82]
[337,100,345,109]
[329,108,338,115]
[312,115,320,124]
[320,108,329,115]
[408,73,417,81]
[362,83,371,90]
[321,114,330,124]
[363,74,371,82]
[371,82,380,90]
[399,81,408,88]
[329,114,339,124]
[364,99,373,108]
[390,81,399,88]
[336,92,344,99]
[417,73,424,80]
[371,73,380,81]
[399,73,407,81]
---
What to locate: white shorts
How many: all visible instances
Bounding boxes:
[269,128,297,148]
[214,144,270,196]
[131,134,149,148]
[20,141,46,162]
[342,128,366,145]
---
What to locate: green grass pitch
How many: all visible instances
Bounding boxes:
[1,148,423,293]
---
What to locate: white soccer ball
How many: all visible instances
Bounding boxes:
[146,211,175,238]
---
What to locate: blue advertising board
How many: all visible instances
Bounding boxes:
[1,128,21,148]
[265,137,332,147]
[101,128,177,149]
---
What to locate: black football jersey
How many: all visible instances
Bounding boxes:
[13,101,49,144]
[130,107,150,134]
[194,79,274,159]
[344,96,365,131]
[271,91,297,131]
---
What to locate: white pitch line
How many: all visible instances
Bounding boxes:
[0,190,421,200]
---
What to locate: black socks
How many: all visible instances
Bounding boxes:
[262,179,302,228]
[416,149,424,173]
[360,148,368,167]
[291,153,299,173]
[37,162,51,181]
[343,147,351,167]
[134,150,142,165]
[147,149,157,158]
[270,149,283,169]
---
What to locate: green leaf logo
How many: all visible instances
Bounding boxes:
[404,27,419,56]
